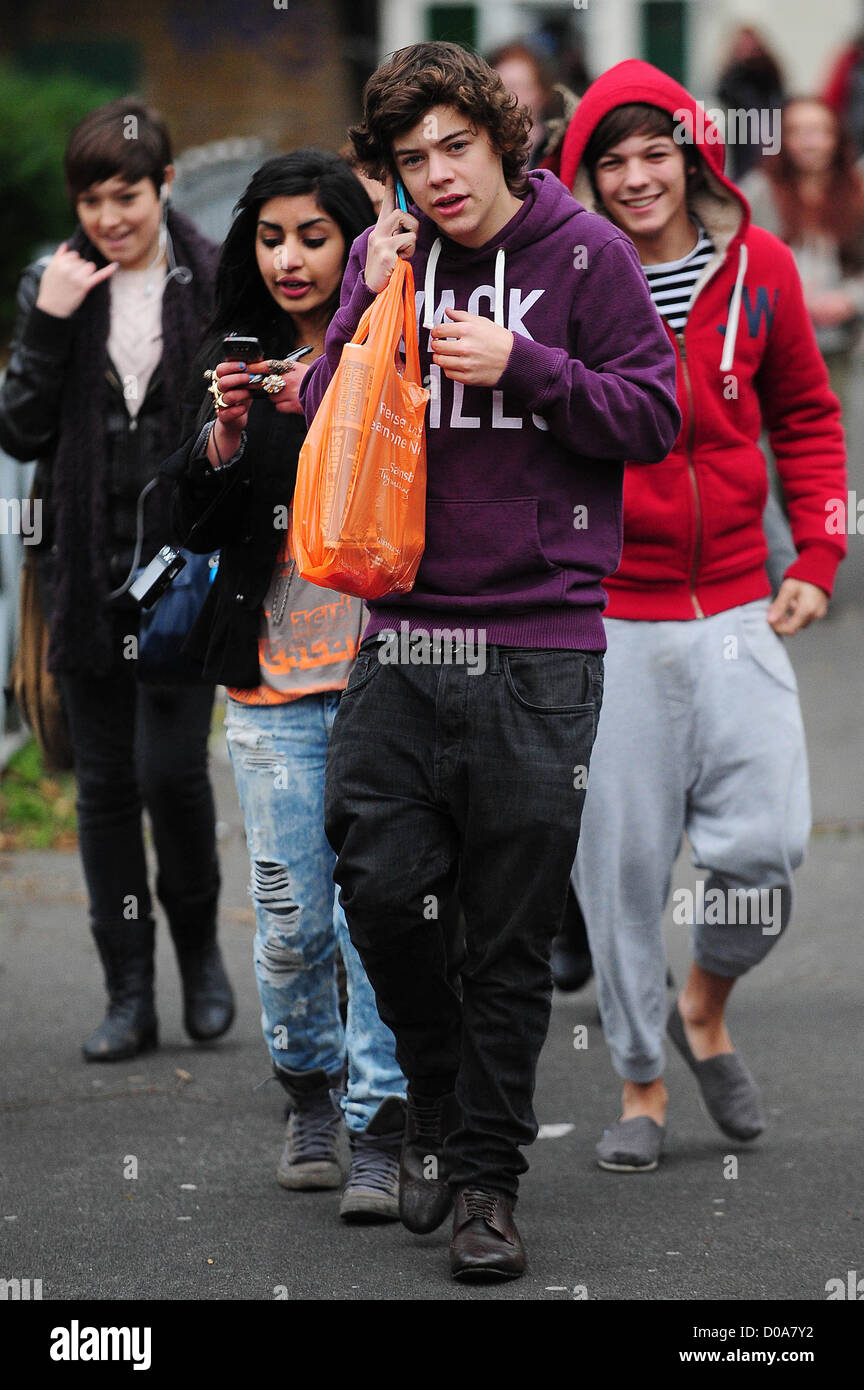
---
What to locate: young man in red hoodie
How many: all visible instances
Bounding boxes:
[300,44,680,1278]
[558,62,846,1171]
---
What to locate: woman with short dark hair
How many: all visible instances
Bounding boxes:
[0,98,233,1062]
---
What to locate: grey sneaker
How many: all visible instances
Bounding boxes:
[339,1096,405,1223]
[274,1065,344,1191]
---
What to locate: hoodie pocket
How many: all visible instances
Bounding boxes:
[417,498,562,601]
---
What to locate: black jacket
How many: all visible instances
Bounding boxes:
[165,401,306,688]
[0,262,176,612]
[0,211,218,674]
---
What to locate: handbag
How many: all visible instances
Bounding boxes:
[292,258,429,599]
[136,549,219,684]
[5,548,74,771]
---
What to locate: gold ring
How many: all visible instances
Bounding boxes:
[267,359,288,372]
[262,374,286,396]
[208,376,228,411]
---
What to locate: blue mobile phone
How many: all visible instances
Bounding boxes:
[395,178,409,213]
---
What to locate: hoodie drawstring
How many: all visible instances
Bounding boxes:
[423,238,443,329]
[719,243,748,373]
[493,247,505,326]
[422,238,507,329]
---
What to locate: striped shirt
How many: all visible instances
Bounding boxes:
[642,220,714,331]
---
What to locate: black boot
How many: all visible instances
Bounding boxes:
[400,1090,461,1233]
[168,915,235,1043]
[82,920,158,1062]
[174,936,235,1042]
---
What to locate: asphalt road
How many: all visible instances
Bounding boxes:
[1,604,862,1304]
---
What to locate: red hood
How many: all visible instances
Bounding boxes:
[559,59,747,225]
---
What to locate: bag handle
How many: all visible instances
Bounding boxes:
[401,262,422,385]
[351,259,422,385]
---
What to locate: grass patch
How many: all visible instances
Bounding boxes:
[0,738,77,850]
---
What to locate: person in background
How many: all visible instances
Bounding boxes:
[715,25,785,181]
[740,99,864,364]
[488,41,579,176]
[740,97,864,601]
[166,150,407,1223]
[0,99,233,1062]
[558,60,846,1174]
[339,142,386,214]
[823,31,864,158]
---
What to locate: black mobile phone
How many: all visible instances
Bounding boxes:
[223,333,262,391]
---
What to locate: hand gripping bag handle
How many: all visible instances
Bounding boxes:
[331,258,423,528]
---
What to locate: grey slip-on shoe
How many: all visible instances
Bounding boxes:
[596,1116,666,1172]
[667,1001,766,1142]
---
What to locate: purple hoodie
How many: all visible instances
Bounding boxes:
[301,169,680,650]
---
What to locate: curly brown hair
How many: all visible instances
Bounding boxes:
[349,42,532,194]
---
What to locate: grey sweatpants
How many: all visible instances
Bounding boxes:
[572,599,811,1083]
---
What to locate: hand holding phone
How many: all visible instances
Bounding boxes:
[364,176,418,294]
[222,334,263,390]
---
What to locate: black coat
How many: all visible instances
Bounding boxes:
[164,401,306,688]
[0,263,177,614]
[0,211,219,674]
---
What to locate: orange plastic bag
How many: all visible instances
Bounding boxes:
[292,259,430,599]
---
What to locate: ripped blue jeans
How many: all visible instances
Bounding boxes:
[225,694,405,1132]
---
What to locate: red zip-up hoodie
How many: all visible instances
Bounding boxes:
[559,61,847,618]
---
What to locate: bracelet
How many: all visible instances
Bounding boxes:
[210,421,227,468]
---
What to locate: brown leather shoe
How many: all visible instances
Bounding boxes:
[449,1187,526,1281]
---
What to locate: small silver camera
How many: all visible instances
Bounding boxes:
[129,545,187,609]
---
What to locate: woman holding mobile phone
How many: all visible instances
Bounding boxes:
[0,99,233,1063]
[166,150,407,1224]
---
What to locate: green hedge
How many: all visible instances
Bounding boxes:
[0,738,77,850]
[0,64,120,349]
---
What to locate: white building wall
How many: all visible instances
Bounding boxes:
[378,1,861,96]
[688,0,861,100]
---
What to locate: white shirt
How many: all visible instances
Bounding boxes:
[107,264,166,417]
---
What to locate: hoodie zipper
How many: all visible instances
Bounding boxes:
[675,331,705,619]
[669,230,748,621]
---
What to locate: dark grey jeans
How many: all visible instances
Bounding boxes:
[324,638,603,1197]
[59,611,219,946]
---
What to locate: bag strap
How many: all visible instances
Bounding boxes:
[350,259,422,385]
[401,263,422,384]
